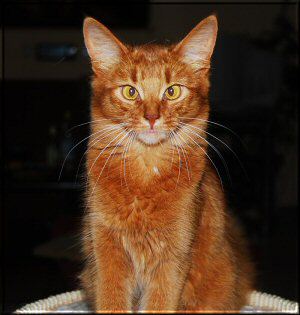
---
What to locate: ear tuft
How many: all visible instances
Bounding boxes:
[175,15,218,69]
[83,17,127,71]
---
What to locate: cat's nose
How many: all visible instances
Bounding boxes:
[144,113,160,130]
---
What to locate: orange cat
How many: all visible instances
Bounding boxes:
[80,15,254,312]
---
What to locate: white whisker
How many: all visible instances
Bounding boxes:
[178,116,245,146]
[170,130,182,188]
[181,122,248,180]
[180,123,231,185]
[75,126,125,182]
[178,127,224,191]
[58,125,122,181]
[67,117,123,133]
[90,131,130,197]
[87,129,126,178]
[127,132,138,182]
[174,131,192,182]
[122,131,135,191]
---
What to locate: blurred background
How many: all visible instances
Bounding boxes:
[1,1,298,312]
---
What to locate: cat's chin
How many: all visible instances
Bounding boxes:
[137,130,168,146]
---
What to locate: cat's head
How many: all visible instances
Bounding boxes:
[83,16,217,146]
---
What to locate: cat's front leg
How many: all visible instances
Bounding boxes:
[140,260,185,312]
[94,227,134,312]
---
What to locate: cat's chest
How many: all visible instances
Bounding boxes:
[110,192,178,232]
[120,228,168,277]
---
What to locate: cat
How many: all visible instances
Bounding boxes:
[80,15,254,312]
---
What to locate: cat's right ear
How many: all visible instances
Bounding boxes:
[83,17,128,72]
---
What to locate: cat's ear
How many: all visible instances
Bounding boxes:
[174,15,218,69]
[83,17,128,71]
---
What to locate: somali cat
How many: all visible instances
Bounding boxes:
[80,15,254,312]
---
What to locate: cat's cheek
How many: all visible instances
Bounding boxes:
[167,101,188,115]
[175,99,197,117]
[107,94,128,113]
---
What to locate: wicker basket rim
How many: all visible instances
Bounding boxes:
[15,289,299,313]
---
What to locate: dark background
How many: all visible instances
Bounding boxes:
[2,1,298,313]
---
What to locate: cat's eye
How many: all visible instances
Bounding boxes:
[164,85,181,100]
[122,85,139,100]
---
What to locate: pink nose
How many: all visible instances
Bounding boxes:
[144,113,160,130]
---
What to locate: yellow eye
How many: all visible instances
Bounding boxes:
[164,85,181,100]
[122,85,138,100]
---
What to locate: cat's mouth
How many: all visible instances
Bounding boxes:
[137,130,168,146]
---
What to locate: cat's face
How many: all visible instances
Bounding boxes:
[83,16,217,146]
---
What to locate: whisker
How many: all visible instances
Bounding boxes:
[87,129,127,179]
[178,128,224,191]
[180,124,231,185]
[58,124,123,181]
[75,126,124,182]
[181,122,248,180]
[170,131,182,188]
[174,131,192,182]
[120,132,131,189]
[127,132,138,182]
[178,116,245,147]
[168,133,176,169]
[122,131,135,191]
[66,118,123,134]
[172,131,191,182]
[90,131,130,196]
[105,135,132,176]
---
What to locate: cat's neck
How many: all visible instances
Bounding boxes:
[87,136,207,196]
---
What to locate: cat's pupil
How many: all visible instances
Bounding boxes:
[129,87,135,96]
[168,87,174,96]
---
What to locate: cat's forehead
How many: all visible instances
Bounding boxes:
[131,45,171,62]
[118,45,185,85]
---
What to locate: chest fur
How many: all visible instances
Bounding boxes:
[120,228,168,278]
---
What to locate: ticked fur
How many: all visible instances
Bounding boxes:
[80,15,254,312]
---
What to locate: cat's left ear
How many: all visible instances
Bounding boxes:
[174,15,218,69]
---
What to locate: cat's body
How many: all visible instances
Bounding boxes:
[80,16,254,311]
